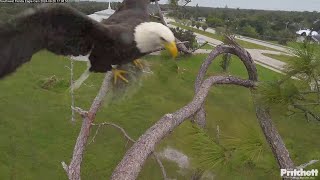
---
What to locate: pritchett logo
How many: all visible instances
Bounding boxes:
[281,169,318,179]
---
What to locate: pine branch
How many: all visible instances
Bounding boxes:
[293,104,320,121]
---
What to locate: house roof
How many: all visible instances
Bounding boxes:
[94,1,115,16]
[88,1,115,22]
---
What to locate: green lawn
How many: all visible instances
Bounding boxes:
[262,53,293,64]
[0,51,319,179]
[171,22,281,51]
[200,43,214,50]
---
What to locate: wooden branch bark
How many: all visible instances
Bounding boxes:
[193,39,295,170]
[191,42,209,53]
[92,122,168,180]
[70,59,76,122]
[153,153,167,180]
[111,75,255,180]
[91,122,136,143]
[253,103,295,169]
[62,72,113,180]
[193,44,257,127]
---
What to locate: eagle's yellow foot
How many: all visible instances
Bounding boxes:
[133,59,144,69]
[112,68,129,84]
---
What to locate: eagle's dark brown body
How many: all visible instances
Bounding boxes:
[0,0,154,78]
[89,9,149,72]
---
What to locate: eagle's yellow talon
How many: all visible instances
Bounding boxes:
[112,68,129,84]
[133,59,144,69]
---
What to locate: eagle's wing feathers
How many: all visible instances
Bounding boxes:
[0,4,112,78]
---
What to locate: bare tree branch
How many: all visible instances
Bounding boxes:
[91,121,168,180]
[111,75,255,180]
[88,124,102,145]
[182,0,191,7]
[253,103,295,169]
[154,0,166,24]
[153,153,167,180]
[193,43,257,127]
[71,106,88,118]
[191,41,209,53]
[70,59,76,122]
[191,38,294,172]
[91,122,136,143]
[62,72,113,180]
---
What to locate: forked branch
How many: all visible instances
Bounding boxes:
[91,122,168,179]
[111,75,255,179]
[62,72,113,180]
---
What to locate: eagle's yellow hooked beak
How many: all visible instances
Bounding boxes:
[164,41,178,58]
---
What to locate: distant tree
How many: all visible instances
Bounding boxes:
[277,30,295,45]
[193,3,200,19]
[113,2,122,10]
[196,22,201,29]
[191,20,196,27]
[219,53,232,72]
[201,23,208,31]
[240,25,259,38]
[168,0,179,11]
[206,16,224,28]
[168,0,192,19]
[312,20,320,31]
[215,27,227,36]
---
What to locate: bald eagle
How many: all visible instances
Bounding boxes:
[0,0,178,84]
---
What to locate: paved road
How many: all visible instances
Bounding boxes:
[201,26,290,53]
[236,35,290,53]
[193,49,288,73]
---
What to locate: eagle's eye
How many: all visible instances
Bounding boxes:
[160,37,166,42]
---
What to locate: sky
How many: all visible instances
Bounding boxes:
[157,0,320,12]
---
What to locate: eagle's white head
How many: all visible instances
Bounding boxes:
[134,22,178,58]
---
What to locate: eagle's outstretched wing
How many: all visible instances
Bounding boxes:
[0,4,112,79]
